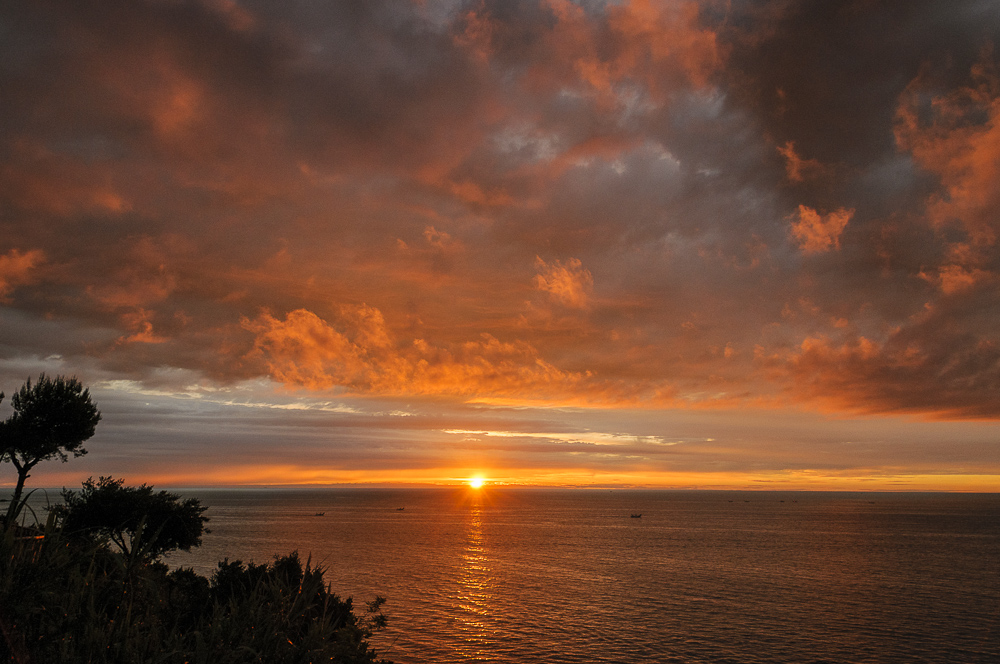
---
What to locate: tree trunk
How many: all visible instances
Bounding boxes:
[3,460,32,530]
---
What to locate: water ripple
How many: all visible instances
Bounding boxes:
[168,489,1000,663]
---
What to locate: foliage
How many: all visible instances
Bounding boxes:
[1,375,101,528]
[0,382,390,662]
[56,476,209,562]
[186,553,389,664]
[0,498,391,663]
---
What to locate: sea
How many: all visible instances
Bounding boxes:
[15,487,989,663]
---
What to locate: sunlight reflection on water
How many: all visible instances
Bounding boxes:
[156,489,1000,664]
[456,499,493,658]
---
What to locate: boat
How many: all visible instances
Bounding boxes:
[314,512,325,516]
[630,513,642,518]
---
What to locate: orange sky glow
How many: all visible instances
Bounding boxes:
[1,0,998,492]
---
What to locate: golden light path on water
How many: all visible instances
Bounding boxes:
[456,493,493,660]
[134,488,999,662]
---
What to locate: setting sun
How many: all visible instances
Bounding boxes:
[468,477,485,489]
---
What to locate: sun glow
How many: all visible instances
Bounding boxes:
[468,476,485,489]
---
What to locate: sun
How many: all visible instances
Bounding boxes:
[468,476,485,489]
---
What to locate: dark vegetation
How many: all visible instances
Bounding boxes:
[1,375,391,664]
[1,375,100,527]
[57,476,209,562]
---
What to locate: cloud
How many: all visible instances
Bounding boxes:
[242,307,613,402]
[533,256,593,308]
[0,0,998,425]
[0,249,44,300]
[119,308,168,345]
[1,2,1000,493]
[771,303,1000,419]
[920,264,992,295]
[895,49,1000,293]
[788,205,852,254]
[242,309,370,390]
[895,49,1000,244]
[776,141,823,182]
[458,0,720,106]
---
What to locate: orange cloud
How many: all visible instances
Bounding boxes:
[604,0,720,92]
[458,0,719,113]
[87,237,181,309]
[774,318,1000,418]
[119,308,168,345]
[895,52,1000,293]
[788,205,852,254]
[2,0,997,430]
[243,308,370,390]
[453,7,495,64]
[776,141,823,182]
[423,226,455,250]
[533,256,593,308]
[920,264,992,294]
[243,307,606,400]
[544,0,719,102]
[0,248,44,300]
[0,141,130,217]
[895,51,1000,247]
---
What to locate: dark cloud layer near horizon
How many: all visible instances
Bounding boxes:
[2,0,999,435]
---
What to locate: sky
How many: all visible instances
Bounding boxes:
[1,0,998,491]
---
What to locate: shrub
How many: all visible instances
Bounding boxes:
[0,502,390,663]
[56,476,209,563]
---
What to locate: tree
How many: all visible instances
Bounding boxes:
[57,476,209,561]
[1,374,101,529]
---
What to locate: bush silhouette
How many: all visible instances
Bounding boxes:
[56,476,209,562]
[0,483,391,663]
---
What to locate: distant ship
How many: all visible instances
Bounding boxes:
[630,513,642,518]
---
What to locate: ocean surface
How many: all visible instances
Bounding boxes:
[152,489,1000,663]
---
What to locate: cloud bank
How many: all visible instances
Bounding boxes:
[1,0,998,423]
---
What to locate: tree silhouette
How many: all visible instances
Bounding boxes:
[57,476,208,562]
[1,375,101,529]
